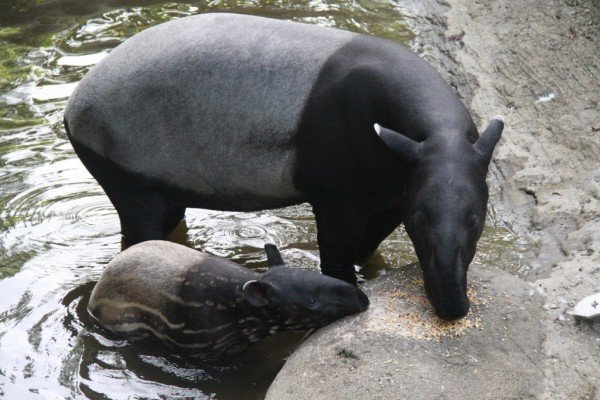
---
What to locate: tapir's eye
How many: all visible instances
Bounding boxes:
[467,215,479,230]
[307,295,317,307]
[413,210,426,225]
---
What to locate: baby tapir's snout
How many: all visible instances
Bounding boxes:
[88,241,369,359]
[248,265,370,330]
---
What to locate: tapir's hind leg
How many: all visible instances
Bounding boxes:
[111,188,186,248]
[70,141,185,247]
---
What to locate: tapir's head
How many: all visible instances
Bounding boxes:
[242,244,370,329]
[375,117,504,320]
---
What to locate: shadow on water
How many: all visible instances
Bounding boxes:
[0,1,530,399]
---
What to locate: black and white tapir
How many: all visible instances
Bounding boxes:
[65,13,504,320]
[88,241,369,358]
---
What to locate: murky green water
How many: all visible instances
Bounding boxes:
[0,1,529,399]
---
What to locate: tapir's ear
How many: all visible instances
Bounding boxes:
[374,123,422,163]
[264,243,284,269]
[243,280,269,307]
[474,116,504,164]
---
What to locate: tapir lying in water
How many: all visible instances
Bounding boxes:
[65,13,504,320]
[88,241,369,358]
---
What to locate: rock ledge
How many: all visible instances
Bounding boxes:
[267,264,545,400]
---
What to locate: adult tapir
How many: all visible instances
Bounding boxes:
[64,13,504,320]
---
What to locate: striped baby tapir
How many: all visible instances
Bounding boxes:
[88,241,369,358]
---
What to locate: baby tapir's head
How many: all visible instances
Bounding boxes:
[243,244,369,330]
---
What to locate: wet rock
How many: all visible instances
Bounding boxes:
[267,264,545,400]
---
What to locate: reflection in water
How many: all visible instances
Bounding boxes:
[0,1,528,399]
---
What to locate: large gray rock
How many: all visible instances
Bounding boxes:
[267,264,546,400]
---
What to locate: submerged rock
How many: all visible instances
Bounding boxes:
[267,264,546,400]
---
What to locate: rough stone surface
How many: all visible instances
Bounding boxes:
[267,264,546,400]
[267,1,600,398]
[441,1,600,398]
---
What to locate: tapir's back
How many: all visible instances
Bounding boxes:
[65,13,356,206]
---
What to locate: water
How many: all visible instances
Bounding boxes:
[0,1,528,399]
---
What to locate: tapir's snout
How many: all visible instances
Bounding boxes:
[334,283,370,315]
[433,292,470,320]
[423,272,470,320]
[289,271,370,324]
[418,242,473,320]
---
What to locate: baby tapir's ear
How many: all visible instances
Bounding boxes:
[264,243,285,269]
[243,280,269,307]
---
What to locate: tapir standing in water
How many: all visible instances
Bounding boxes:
[88,241,369,358]
[65,13,504,320]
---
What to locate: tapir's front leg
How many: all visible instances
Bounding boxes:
[354,205,404,264]
[311,200,370,285]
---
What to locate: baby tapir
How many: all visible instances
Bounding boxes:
[88,241,369,358]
